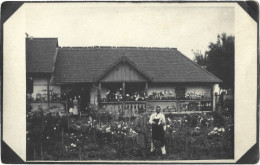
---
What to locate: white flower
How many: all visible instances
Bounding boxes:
[167,125,170,128]
[106,127,111,133]
[218,128,221,132]
[54,127,56,130]
[213,127,218,131]
[46,136,49,139]
[118,124,121,128]
[221,128,225,132]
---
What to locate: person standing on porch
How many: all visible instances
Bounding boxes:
[78,95,82,116]
[133,107,149,159]
[68,98,73,115]
[72,96,79,117]
[149,105,166,155]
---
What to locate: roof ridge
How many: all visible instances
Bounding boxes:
[26,38,58,40]
[176,50,222,82]
[58,46,177,50]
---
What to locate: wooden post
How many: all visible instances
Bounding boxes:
[122,82,125,120]
[212,84,216,111]
[79,146,82,160]
[99,115,101,128]
[62,126,64,145]
[221,135,224,159]
[185,126,189,159]
[122,82,125,101]
[98,83,101,106]
[40,142,43,160]
[33,148,36,160]
[145,82,148,111]
[47,77,50,109]
[177,101,179,112]
[169,132,172,155]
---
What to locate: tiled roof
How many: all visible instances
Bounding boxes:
[53,47,222,83]
[26,38,58,73]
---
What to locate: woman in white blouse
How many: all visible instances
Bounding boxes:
[149,106,166,155]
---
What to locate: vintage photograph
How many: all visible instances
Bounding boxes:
[25,3,234,161]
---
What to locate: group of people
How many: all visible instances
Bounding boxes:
[68,95,166,156]
[133,105,167,157]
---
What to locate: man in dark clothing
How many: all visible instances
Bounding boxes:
[133,107,149,159]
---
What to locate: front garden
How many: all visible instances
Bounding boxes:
[26,104,234,161]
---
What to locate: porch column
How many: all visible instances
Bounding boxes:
[122,82,125,100]
[122,82,125,115]
[145,82,148,97]
[212,83,220,111]
[97,82,101,106]
[145,82,148,111]
[47,77,50,109]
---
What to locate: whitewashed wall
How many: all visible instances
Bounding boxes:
[148,84,212,96]
[90,84,213,105]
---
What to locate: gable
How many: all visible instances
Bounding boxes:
[100,62,147,82]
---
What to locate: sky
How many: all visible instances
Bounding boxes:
[24,3,234,59]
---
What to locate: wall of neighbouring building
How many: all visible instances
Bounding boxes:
[31,77,61,100]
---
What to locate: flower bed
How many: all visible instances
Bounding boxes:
[26,107,234,160]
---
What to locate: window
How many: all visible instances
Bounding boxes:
[175,87,186,100]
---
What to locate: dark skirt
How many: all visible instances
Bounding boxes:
[152,119,166,146]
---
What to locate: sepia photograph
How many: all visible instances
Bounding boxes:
[24,3,235,161]
[4,1,258,163]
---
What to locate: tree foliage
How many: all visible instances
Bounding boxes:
[193,33,234,90]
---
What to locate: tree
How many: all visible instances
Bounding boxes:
[193,50,207,69]
[193,33,234,90]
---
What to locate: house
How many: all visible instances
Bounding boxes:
[26,37,221,116]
